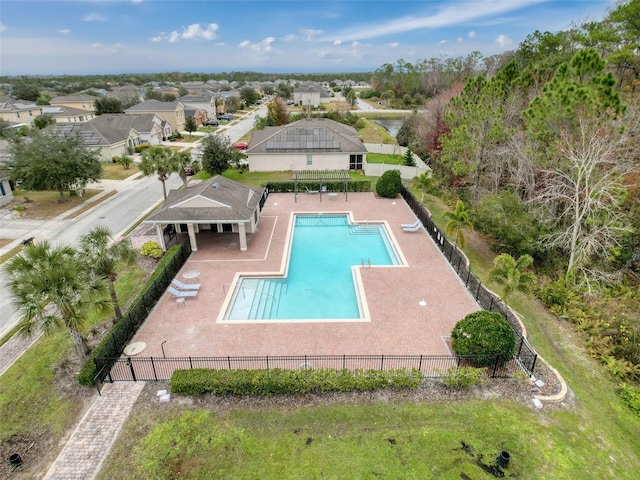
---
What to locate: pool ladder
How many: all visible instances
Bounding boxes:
[361,258,371,268]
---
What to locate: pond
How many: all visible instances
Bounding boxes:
[371,118,405,137]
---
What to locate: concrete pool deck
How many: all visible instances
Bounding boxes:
[132,192,480,358]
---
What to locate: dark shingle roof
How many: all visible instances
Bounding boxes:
[144,176,264,224]
[125,99,182,112]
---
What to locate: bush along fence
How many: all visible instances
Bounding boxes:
[96,353,532,386]
[400,185,538,375]
[78,242,191,387]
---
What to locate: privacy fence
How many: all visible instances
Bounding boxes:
[93,187,538,392]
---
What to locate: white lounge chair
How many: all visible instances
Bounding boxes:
[305,186,319,194]
[167,286,198,298]
[401,219,421,229]
[402,223,423,232]
[321,185,327,193]
[172,278,200,290]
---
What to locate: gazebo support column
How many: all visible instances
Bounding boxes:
[238,222,247,251]
[155,224,167,251]
[187,223,198,251]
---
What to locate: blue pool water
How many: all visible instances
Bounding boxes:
[225,215,399,320]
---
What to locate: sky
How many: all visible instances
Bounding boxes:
[0,0,614,76]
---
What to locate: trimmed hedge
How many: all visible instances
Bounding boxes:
[451,311,516,367]
[375,170,402,198]
[170,368,423,396]
[77,245,187,386]
[265,180,371,193]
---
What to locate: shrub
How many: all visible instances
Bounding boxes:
[619,383,640,417]
[451,311,516,367]
[438,366,487,389]
[170,368,423,396]
[141,240,163,259]
[375,169,402,198]
[135,143,149,153]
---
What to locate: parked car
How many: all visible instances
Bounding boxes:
[218,113,233,121]
[232,142,249,150]
[203,119,219,126]
[183,167,195,176]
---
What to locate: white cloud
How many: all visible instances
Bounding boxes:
[468,31,476,38]
[131,0,144,4]
[281,34,297,42]
[181,23,218,41]
[389,42,399,48]
[495,34,513,46]
[150,35,163,43]
[238,40,251,48]
[301,29,322,41]
[330,0,539,42]
[0,23,6,32]
[457,37,463,42]
[83,12,107,22]
[333,40,342,46]
[240,37,276,52]
[439,39,447,44]
[168,31,180,43]
[59,29,71,34]
[351,41,361,47]
[91,42,123,54]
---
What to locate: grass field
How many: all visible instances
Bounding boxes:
[101,162,140,180]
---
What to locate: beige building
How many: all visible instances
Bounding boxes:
[125,99,186,132]
[0,101,42,125]
[41,105,96,123]
[246,118,367,172]
[49,94,97,112]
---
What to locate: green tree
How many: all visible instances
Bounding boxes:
[94,97,124,115]
[240,87,260,106]
[116,155,132,169]
[445,200,473,249]
[184,116,197,137]
[12,82,41,102]
[4,241,110,358]
[375,169,402,198]
[139,145,181,200]
[8,130,102,202]
[33,114,54,130]
[36,92,52,105]
[451,311,516,367]
[79,226,137,322]
[489,253,537,302]
[174,150,193,188]
[199,133,239,175]
[403,147,416,167]
[412,171,433,204]
[225,95,243,113]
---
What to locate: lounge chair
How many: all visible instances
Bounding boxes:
[320,185,327,193]
[167,286,198,298]
[305,186,319,194]
[172,278,201,290]
[401,219,421,229]
[402,223,423,232]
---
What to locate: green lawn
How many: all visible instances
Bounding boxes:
[366,152,404,165]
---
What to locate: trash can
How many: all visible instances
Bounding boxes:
[8,453,22,468]
[496,450,510,468]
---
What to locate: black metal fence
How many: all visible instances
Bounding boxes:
[98,347,535,383]
[400,186,538,375]
[92,242,192,389]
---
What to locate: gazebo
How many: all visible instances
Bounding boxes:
[144,176,265,251]
[292,170,350,202]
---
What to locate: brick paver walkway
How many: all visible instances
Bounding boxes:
[42,381,145,480]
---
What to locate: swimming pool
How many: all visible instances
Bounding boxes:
[223,214,402,321]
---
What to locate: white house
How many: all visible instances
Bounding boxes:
[246,118,367,172]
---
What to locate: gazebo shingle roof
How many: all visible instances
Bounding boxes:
[144,176,264,224]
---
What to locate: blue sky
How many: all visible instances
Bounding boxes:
[0,0,613,75]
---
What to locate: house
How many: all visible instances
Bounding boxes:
[179,92,216,116]
[52,120,142,162]
[87,113,171,146]
[125,99,186,132]
[41,105,96,123]
[183,107,208,127]
[245,118,367,172]
[293,83,332,106]
[49,94,97,112]
[0,101,42,125]
[0,175,13,207]
[144,176,266,252]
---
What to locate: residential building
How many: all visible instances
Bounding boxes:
[41,105,96,123]
[245,117,367,172]
[88,113,171,146]
[125,99,186,132]
[179,92,216,116]
[293,83,332,107]
[49,93,97,112]
[52,121,142,162]
[0,101,42,125]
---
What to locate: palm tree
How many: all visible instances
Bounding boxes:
[79,226,137,322]
[489,253,537,303]
[412,171,433,204]
[4,241,110,359]
[445,200,473,249]
[174,150,193,188]
[140,145,181,200]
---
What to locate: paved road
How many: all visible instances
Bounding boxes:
[0,109,264,338]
